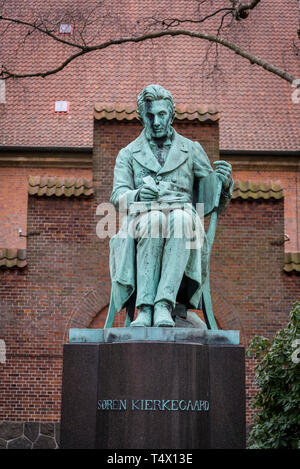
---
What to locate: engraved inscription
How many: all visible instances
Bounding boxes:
[97,399,209,411]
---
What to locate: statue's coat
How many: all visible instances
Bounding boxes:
[109,129,232,313]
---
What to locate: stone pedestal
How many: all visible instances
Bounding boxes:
[60,329,245,449]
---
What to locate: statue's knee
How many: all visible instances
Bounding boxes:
[136,210,166,238]
[149,210,167,237]
[169,209,193,238]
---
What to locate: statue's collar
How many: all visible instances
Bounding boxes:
[131,129,189,175]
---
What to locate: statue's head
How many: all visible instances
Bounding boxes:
[137,84,175,139]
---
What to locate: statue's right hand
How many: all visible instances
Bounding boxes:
[138,183,159,201]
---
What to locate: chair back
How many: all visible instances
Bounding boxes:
[195,174,223,329]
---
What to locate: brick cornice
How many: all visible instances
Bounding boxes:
[220,150,300,171]
[0,146,93,169]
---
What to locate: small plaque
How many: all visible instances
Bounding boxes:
[54,101,69,114]
[59,24,72,34]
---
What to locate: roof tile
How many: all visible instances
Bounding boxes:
[284,253,300,273]
[94,103,220,123]
[0,248,27,269]
[0,1,299,151]
[232,181,284,200]
[28,176,93,198]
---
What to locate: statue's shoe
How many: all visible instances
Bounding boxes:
[130,307,152,327]
[153,302,175,327]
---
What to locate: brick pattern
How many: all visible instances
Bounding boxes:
[232,170,300,253]
[0,193,107,421]
[210,198,300,421]
[0,167,92,249]
[212,197,294,340]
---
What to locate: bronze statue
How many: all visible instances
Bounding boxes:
[106,84,233,328]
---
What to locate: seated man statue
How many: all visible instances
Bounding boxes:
[109,84,232,328]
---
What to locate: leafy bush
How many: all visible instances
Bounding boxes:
[246,302,300,449]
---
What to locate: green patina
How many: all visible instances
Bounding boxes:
[105,85,233,330]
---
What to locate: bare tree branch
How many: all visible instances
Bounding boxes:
[158,8,234,29]
[155,0,262,27]
[0,14,85,49]
[0,27,295,84]
[0,0,297,87]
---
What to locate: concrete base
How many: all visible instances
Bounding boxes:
[60,339,246,449]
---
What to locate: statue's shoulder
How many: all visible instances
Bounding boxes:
[175,131,210,168]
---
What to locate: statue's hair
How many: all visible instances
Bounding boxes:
[137,84,175,123]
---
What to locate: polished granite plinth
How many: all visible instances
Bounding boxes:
[61,334,245,449]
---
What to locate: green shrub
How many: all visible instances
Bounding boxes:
[246,302,300,449]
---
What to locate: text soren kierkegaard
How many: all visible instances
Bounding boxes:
[97,399,210,411]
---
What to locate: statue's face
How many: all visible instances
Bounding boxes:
[143,99,172,139]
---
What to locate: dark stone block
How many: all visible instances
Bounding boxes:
[54,423,60,447]
[24,422,39,442]
[7,436,32,449]
[60,344,100,449]
[32,435,56,449]
[0,438,7,449]
[0,422,23,440]
[208,345,246,448]
[96,342,211,449]
[61,342,245,449]
[40,423,54,437]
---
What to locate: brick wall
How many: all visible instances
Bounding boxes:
[0,119,299,432]
[212,198,295,339]
[0,167,92,249]
[211,198,300,422]
[231,169,300,253]
[0,194,105,421]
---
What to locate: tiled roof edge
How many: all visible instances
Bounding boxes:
[232,181,284,200]
[284,253,300,273]
[0,248,27,269]
[28,176,94,198]
[94,103,220,122]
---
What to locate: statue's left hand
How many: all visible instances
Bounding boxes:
[213,160,232,190]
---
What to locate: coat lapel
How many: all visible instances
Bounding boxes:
[131,129,189,175]
[131,131,161,173]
